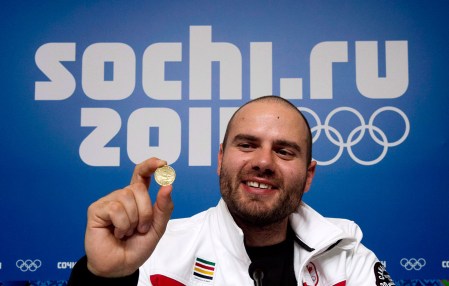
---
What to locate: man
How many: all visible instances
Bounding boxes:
[69,96,394,285]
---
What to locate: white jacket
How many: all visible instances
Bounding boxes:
[138,200,394,286]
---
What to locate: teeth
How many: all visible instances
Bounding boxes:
[246,181,272,189]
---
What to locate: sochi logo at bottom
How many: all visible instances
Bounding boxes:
[400,258,426,271]
[16,259,42,272]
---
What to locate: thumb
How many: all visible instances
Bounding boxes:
[151,185,174,239]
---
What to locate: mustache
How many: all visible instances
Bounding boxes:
[239,167,275,177]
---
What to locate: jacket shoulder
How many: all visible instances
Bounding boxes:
[325,217,364,241]
[165,209,210,233]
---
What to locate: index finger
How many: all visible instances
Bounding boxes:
[130,157,167,189]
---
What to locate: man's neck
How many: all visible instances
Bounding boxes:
[234,217,289,247]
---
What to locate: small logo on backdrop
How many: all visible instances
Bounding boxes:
[57,261,77,269]
[442,261,449,268]
[16,259,42,272]
[193,257,215,282]
[374,262,395,286]
[400,258,426,271]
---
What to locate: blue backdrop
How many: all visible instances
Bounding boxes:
[1,0,448,282]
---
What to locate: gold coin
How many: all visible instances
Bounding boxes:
[154,165,176,186]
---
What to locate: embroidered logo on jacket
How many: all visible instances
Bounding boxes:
[303,262,319,286]
[193,257,216,282]
[374,262,395,286]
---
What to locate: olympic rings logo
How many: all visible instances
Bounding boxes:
[16,259,42,272]
[299,106,410,165]
[400,258,426,271]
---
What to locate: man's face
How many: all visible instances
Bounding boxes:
[217,101,316,227]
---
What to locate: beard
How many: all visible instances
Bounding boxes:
[219,164,307,228]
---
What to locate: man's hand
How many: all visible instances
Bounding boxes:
[84,158,174,277]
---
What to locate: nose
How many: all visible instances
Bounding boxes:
[251,147,275,175]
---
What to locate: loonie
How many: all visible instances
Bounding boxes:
[154,165,176,186]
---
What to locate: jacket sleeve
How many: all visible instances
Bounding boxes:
[67,256,140,286]
[344,225,395,286]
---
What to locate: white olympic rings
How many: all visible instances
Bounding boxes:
[400,258,426,271]
[299,106,410,166]
[16,259,42,272]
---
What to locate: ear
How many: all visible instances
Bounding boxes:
[303,161,317,194]
[217,143,224,175]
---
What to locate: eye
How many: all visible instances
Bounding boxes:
[276,148,295,158]
[237,142,255,151]
[239,143,251,148]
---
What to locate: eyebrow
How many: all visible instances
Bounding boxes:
[231,134,302,153]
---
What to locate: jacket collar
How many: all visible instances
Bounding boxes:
[213,199,251,262]
[215,199,358,258]
[289,202,358,253]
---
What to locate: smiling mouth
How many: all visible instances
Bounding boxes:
[245,181,273,190]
